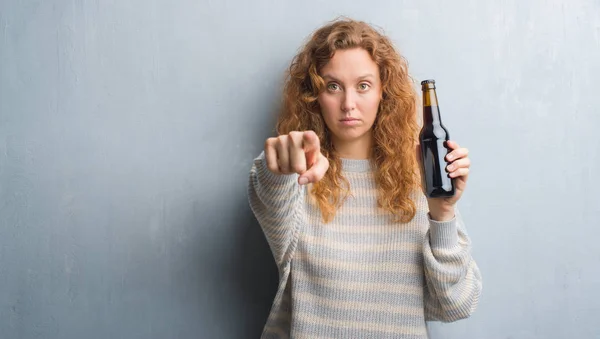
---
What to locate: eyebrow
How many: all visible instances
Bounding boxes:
[322,74,377,81]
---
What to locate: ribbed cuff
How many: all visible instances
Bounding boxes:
[428,214,459,249]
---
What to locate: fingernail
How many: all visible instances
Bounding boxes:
[447,154,454,161]
[299,177,308,185]
[447,164,454,171]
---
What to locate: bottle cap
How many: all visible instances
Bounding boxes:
[421,79,436,89]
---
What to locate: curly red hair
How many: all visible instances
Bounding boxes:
[277,17,421,223]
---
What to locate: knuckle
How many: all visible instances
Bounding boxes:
[276,136,288,150]
[305,130,319,141]
[312,132,320,144]
[292,165,305,174]
[265,137,275,149]
[289,132,303,147]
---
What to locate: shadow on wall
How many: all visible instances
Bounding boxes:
[221,72,281,337]
[231,195,279,336]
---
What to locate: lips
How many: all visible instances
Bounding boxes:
[339,118,361,126]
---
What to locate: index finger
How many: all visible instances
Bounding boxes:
[446,140,460,150]
[303,131,320,166]
[299,154,329,185]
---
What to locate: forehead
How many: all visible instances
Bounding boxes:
[320,48,379,79]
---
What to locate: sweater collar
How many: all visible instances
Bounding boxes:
[340,158,374,173]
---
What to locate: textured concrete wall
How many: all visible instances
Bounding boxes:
[1,0,598,338]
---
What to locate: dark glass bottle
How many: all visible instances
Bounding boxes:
[419,79,455,198]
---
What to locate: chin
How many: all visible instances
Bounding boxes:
[333,128,371,142]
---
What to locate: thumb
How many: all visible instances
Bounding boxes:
[299,153,329,185]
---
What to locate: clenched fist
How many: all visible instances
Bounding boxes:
[264,130,330,185]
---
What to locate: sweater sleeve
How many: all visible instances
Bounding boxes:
[247,151,305,267]
[423,208,482,322]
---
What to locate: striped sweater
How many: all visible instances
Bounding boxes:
[248,152,482,339]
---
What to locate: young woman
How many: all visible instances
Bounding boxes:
[248,18,482,339]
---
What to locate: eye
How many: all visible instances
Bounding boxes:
[358,83,371,91]
[327,83,341,92]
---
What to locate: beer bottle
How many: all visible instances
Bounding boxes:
[419,79,455,198]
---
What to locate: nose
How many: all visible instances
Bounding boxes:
[341,90,356,112]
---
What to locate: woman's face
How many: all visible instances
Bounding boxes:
[317,48,382,152]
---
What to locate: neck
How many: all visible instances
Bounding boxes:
[333,132,373,159]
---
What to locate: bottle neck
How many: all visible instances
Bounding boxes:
[423,88,439,107]
[422,88,441,125]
